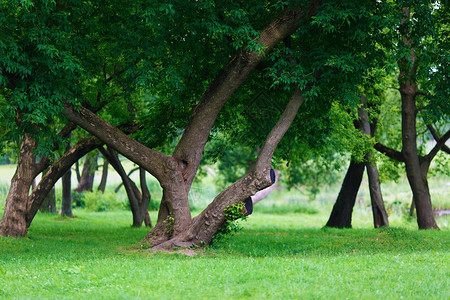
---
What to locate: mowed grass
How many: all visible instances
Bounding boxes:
[0,209,449,300]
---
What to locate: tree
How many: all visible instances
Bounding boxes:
[375,3,449,229]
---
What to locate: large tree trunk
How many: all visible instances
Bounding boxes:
[74,153,98,193]
[359,96,389,228]
[398,8,438,229]
[63,3,321,247]
[0,134,38,237]
[325,160,365,228]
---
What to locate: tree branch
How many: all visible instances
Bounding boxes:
[427,125,450,155]
[63,104,170,182]
[374,143,404,162]
[425,129,450,161]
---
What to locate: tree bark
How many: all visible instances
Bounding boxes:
[325,160,365,228]
[398,7,438,229]
[97,158,109,193]
[0,134,38,237]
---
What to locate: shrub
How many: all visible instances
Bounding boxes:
[83,191,127,212]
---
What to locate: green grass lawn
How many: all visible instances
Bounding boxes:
[0,210,448,299]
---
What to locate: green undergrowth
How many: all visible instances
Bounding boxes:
[0,210,448,299]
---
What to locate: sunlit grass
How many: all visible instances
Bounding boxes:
[0,210,449,299]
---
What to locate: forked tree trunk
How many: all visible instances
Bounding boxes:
[0,134,38,237]
[325,160,365,228]
[63,3,321,247]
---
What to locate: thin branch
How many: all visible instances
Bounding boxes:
[426,129,450,161]
[427,125,450,155]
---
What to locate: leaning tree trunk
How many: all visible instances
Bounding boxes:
[398,7,438,229]
[359,96,389,227]
[0,134,38,237]
[325,159,365,228]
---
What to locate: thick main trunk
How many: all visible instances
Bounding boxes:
[398,8,438,229]
[325,160,365,228]
[0,134,37,237]
[401,91,438,229]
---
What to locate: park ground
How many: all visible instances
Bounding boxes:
[0,164,449,299]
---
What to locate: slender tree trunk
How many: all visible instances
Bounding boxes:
[75,153,98,193]
[61,137,73,217]
[359,96,389,227]
[100,147,151,227]
[61,168,73,217]
[75,160,81,183]
[325,160,365,228]
[39,185,56,213]
[97,158,109,193]
[139,167,152,227]
[0,134,37,237]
